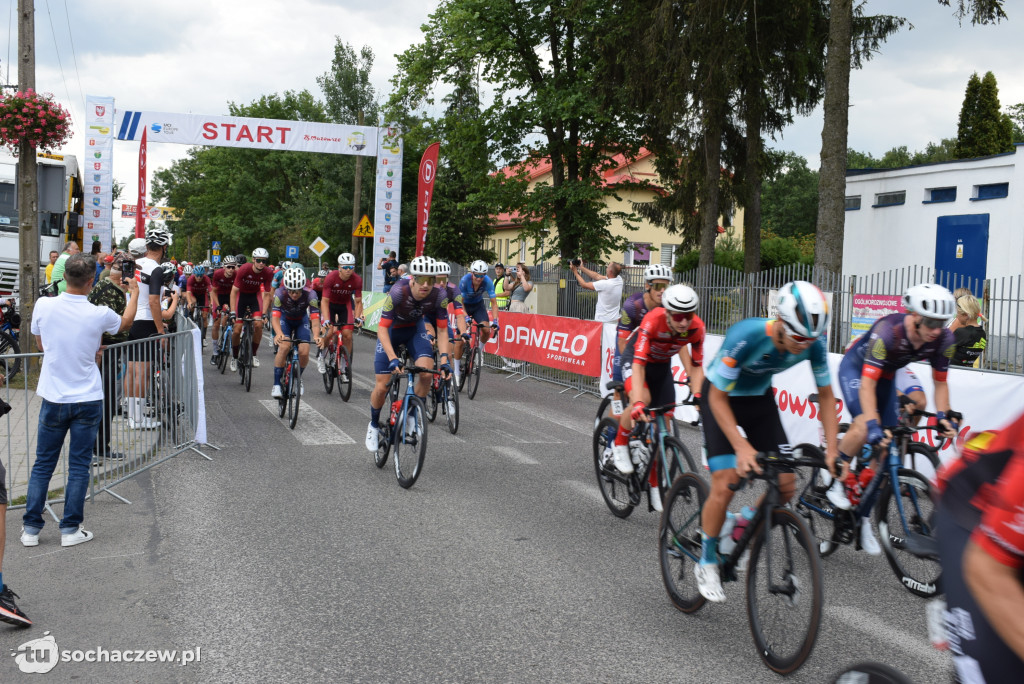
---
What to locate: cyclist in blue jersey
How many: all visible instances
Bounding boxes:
[364,256,452,452]
[433,262,468,384]
[270,269,321,399]
[834,282,960,554]
[272,261,292,291]
[459,260,500,349]
[695,281,839,603]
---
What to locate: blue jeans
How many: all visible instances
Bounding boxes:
[23,399,103,534]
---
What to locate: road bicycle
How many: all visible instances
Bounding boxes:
[276,327,309,430]
[190,304,209,342]
[373,352,440,488]
[458,319,486,400]
[594,379,692,440]
[235,309,257,392]
[211,306,232,373]
[0,300,20,381]
[424,340,459,435]
[593,394,698,518]
[320,321,357,401]
[659,450,825,675]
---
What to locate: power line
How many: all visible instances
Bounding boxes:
[6,0,12,86]
[62,0,84,108]
[43,0,74,107]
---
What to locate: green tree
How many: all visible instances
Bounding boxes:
[956,71,1014,158]
[1007,103,1024,142]
[761,152,819,238]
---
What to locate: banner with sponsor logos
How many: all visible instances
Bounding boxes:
[113,109,380,156]
[84,95,115,251]
[493,312,602,376]
[851,294,904,344]
[372,127,403,292]
[360,291,390,333]
[415,142,439,258]
[121,204,180,220]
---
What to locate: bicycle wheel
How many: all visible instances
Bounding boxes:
[593,417,635,518]
[243,358,252,392]
[467,347,482,399]
[795,465,844,559]
[902,441,941,480]
[444,376,459,435]
[875,468,942,598]
[337,346,352,402]
[659,473,709,613]
[287,360,300,430]
[746,507,823,675]
[458,344,472,391]
[394,395,427,488]
[594,395,612,430]
[218,332,229,373]
[278,365,288,417]
[321,347,335,394]
[425,377,438,423]
[0,330,22,382]
[829,662,916,684]
[661,435,697,485]
[374,421,391,469]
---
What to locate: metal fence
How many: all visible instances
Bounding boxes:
[2,311,211,517]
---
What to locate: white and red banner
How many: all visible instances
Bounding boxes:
[135,127,147,237]
[493,312,602,376]
[372,126,403,292]
[415,142,440,258]
[84,95,115,251]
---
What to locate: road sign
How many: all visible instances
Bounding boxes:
[212,249,220,256]
[353,215,374,238]
[309,236,330,257]
[212,254,221,265]
[285,245,299,259]
[212,241,221,250]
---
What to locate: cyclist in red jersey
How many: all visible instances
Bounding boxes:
[612,285,704,511]
[936,412,1024,683]
[229,247,273,371]
[318,253,363,374]
[311,270,326,299]
[209,255,238,364]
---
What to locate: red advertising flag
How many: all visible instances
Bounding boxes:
[415,142,440,258]
[493,312,603,377]
[135,127,148,238]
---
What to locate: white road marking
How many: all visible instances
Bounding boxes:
[490,445,538,465]
[500,401,591,436]
[259,400,355,445]
[562,479,606,504]
[824,604,947,667]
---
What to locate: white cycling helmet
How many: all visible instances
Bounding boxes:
[663,284,699,313]
[221,254,237,266]
[317,269,328,278]
[128,237,147,257]
[280,260,292,270]
[145,226,170,246]
[469,260,488,275]
[409,255,436,276]
[182,264,193,275]
[435,261,451,276]
[282,268,307,290]
[777,281,830,338]
[903,283,956,321]
[644,264,673,282]
[338,252,356,266]
[252,247,269,260]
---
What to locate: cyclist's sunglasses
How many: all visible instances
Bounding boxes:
[649,282,669,291]
[669,311,694,322]
[920,316,946,329]
[471,272,485,278]
[413,275,434,285]
[784,327,816,344]
[340,265,355,270]
[253,258,267,264]
[224,265,236,269]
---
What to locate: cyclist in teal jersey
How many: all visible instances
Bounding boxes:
[695,281,840,603]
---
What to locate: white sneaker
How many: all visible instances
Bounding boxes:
[252,356,260,368]
[61,527,94,547]
[20,528,39,547]
[825,478,852,510]
[271,384,283,399]
[128,416,161,430]
[694,563,726,603]
[860,519,881,556]
[365,422,379,452]
[649,486,663,513]
[611,443,634,475]
[202,338,208,348]
[229,358,238,372]
[317,356,326,374]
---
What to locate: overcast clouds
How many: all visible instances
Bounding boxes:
[9,0,1023,240]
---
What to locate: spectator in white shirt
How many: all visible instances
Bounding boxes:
[21,254,139,549]
[571,259,623,323]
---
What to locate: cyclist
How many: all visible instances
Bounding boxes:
[935,412,1024,683]
[210,255,238,364]
[185,263,212,342]
[835,282,959,554]
[614,284,705,512]
[435,261,468,384]
[364,256,452,452]
[177,263,191,290]
[695,281,839,603]
[318,253,363,374]
[311,269,327,300]
[125,226,171,430]
[458,259,500,351]
[270,268,321,398]
[228,247,273,372]
[272,261,292,291]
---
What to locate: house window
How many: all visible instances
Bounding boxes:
[925,187,956,203]
[844,196,861,211]
[631,243,651,266]
[972,182,1009,201]
[660,243,676,267]
[872,191,905,208]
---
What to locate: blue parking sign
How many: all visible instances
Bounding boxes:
[212,254,221,264]
[286,245,299,259]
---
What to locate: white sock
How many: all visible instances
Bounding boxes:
[454,360,461,374]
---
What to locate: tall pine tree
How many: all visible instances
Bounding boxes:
[956,71,1014,158]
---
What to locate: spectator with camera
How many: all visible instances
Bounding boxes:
[378,251,398,293]
[570,258,623,324]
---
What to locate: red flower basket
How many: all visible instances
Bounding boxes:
[0,90,72,156]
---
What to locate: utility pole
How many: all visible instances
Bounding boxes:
[350,109,364,260]
[17,0,38,356]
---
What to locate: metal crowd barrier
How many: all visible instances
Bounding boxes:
[1,312,212,517]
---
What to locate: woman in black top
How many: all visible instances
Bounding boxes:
[952,293,986,367]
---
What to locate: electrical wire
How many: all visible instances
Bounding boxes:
[43,0,74,107]
[62,0,84,108]
[6,0,12,87]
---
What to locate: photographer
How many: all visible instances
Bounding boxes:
[570,258,623,324]
[378,251,398,293]
[499,265,532,370]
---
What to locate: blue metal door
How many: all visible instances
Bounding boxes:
[935,214,989,297]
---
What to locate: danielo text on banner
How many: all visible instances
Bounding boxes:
[493,312,602,377]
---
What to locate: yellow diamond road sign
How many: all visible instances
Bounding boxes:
[353,215,374,238]
[309,237,330,257]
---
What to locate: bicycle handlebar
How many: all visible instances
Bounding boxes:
[728,450,827,492]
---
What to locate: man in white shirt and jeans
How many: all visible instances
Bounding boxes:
[571,259,623,323]
[21,253,139,548]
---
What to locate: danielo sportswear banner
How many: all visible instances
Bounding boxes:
[493,312,602,377]
[114,109,381,156]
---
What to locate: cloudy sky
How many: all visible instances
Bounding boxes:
[10,0,1023,241]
